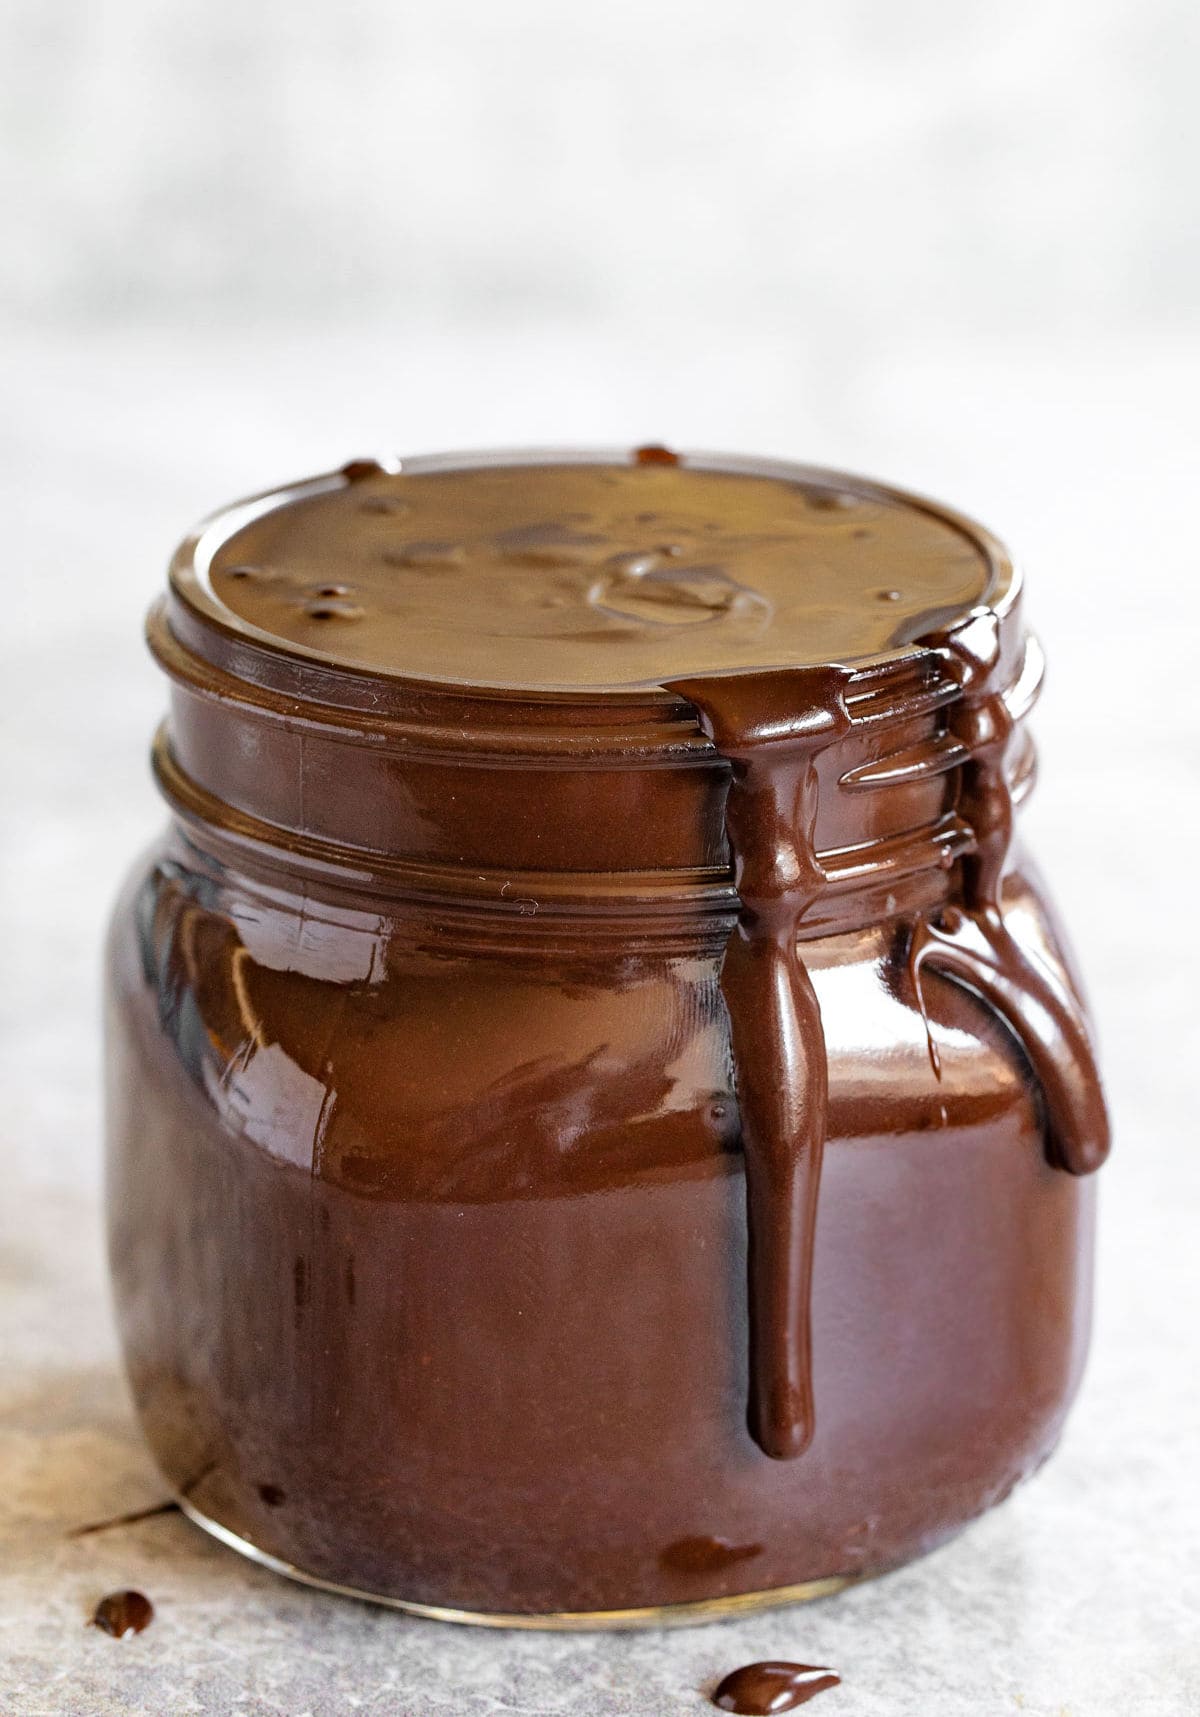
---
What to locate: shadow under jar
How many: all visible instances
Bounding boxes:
[104,448,1109,1626]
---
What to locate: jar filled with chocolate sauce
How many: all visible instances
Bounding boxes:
[105,448,1109,1625]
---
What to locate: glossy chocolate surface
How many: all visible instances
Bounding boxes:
[90,1591,155,1638]
[712,1661,841,1712]
[105,451,1107,1619]
[200,452,998,689]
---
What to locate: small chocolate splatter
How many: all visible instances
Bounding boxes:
[634,444,679,466]
[91,1590,154,1638]
[660,1534,762,1575]
[257,1483,286,1507]
[712,1661,840,1714]
[69,1500,179,1539]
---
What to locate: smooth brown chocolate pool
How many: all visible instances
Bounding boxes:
[206,454,993,687]
[105,449,1108,1623]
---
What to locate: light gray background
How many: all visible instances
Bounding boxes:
[2,3,1199,1713]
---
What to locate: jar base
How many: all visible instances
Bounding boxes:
[176,1496,861,1630]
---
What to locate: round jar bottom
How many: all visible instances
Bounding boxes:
[176,1494,864,1628]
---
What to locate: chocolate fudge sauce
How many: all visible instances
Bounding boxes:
[712,1661,841,1713]
[714,1662,844,1717]
[905,613,1109,1176]
[105,449,1109,1620]
[204,455,994,689]
[660,1535,763,1576]
[662,668,854,1459]
[665,637,1107,1457]
[90,1590,154,1638]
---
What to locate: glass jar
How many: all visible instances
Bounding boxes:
[104,451,1107,1625]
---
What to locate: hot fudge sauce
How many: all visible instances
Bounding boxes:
[90,1590,154,1638]
[712,1661,841,1713]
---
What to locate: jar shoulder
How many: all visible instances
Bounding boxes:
[107,845,1074,1197]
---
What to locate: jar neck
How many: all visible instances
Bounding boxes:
[147,598,1040,942]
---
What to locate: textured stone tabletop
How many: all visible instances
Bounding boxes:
[3,327,1199,1716]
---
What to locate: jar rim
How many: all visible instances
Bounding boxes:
[165,448,1020,720]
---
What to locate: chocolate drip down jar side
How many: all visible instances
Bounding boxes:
[103,451,1109,1625]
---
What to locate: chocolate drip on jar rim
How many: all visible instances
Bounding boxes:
[665,620,1108,1458]
[904,611,1110,1177]
[662,667,854,1460]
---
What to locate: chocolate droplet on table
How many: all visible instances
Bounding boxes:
[712,1661,840,1714]
[634,443,679,465]
[90,1590,154,1638]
